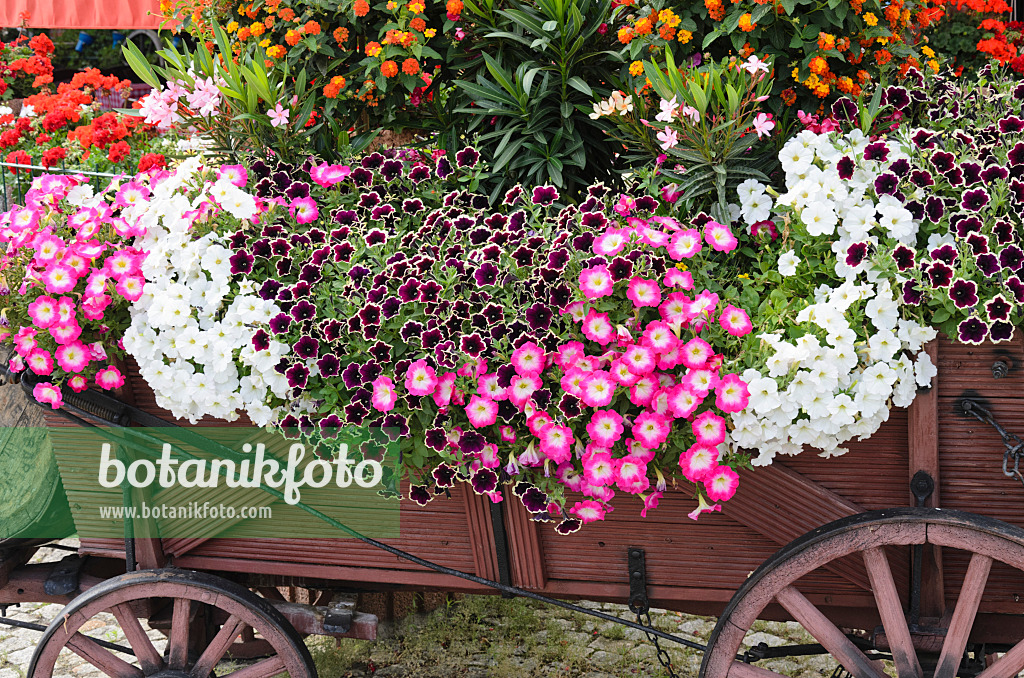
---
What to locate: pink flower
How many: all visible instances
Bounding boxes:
[688,492,722,520]
[641,321,679,353]
[593,230,629,256]
[55,342,90,373]
[626,277,661,308]
[579,265,615,299]
[580,370,617,407]
[310,162,352,187]
[686,290,720,323]
[466,395,499,428]
[563,300,587,323]
[556,462,585,492]
[432,372,457,408]
[715,373,751,413]
[95,366,125,390]
[632,411,671,450]
[613,194,635,216]
[664,269,693,289]
[622,344,657,375]
[628,375,659,407]
[32,234,64,264]
[290,197,319,224]
[67,375,88,392]
[115,275,145,302]
[703,221,738,252]
[405,359,438,396]
[569,499,607,523]
[27,296,59,328]
[372,376,398,412]
[587,410,624,447]
[508,374,542,408]
[32,382,63,409]
[27,349,54,375]
[659,293,690,326]
[217,164,249,187]
[667,384,702,418]
[500,425,516,442]
[657,343,683,370]
[85,271,108,297]
[81,294,111,320]
[103,249,140,279]
[615,458,649,494]
[527,411,554,436]
[640,490,662,518]
[581,308,615,345]
[719,304,753,337]
[554,341,585,370]
[681,337,712,369]
[511,341,547,376]
[560,368,588,396]
[679,443,720,482]
[752,112,775,138]
[666,229,702,260]
[13,327,38,356]
[609,359,638,386]
[478,373,506,400]
[692,410,727,446]
[539,424,573,464]
[113,181,150,209]
[268,103,290,128]
[582,449,616,485]
[683,368,720,396]
[704,465,740,501]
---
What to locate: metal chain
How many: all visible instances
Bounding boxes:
[636,610,680,678]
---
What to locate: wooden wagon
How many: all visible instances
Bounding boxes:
[4,335,1024,678]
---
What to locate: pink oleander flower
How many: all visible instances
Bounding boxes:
[32,382,63,409]
[632,411,671,450]
[627,277,661,308]
[27,348,54,375]
[580,370,617,407]
[715,373,751,413]
[705,465,740,501]
[539,424,573,464]
[268,103,290,128]
[641,490,662,518]
[405,359,438,396]
[615,457,650,494]
[628,374,659,407]
[55,342,90,373]
[692,410,727,446]
[688,492,722,520]
[579,265,615,299]
[667,229,702,260]
[27,296,59,328]
[641,321,679,353]
[622,344,657,375]
[704,221,738,252]
[95,366,125,390]
[593,229,629,256]
[719,304,753,337]
[679,443,720,483]
[554,341,585,370]
[511,341,547,376]
[752,112,775,139]
[582,308,615,345]
[290,196,319,225]
[681,337,712,369]
[372,375,398,412]
[667,383,702,418]
[67,374,88,392]
[587,410,624,448]
[466,395,498,428]
[570,499,607,523]
[664,269,693,290]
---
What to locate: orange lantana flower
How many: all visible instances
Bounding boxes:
[381,60,399,77]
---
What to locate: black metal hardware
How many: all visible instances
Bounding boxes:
[489,500,514,598]
[627,547,648,614]
[908,471,934,626]
[322,593,358,634]
[43,554,85,596]
[992,360,1010,379]
[960,398,1024,488]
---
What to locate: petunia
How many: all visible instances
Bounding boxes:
[466,395,499,428]
[704,465,739,502]
[715,373,750,413]
[538,424,573,464]
[667,229,702,260]
[948,279,979,309]
[632,411,671,450]
[580,370,616,407]
[579,265,615,299]
[692,410,726,446]
[32,382,63,410]
[511,342,547,376]
[719,305,752,337]
[958,316,989,345]
[703,221,738,252]
[569,499,607,523]
[581,308,615,345]
[405,359,438,396]
[626,277,661,308]
[95,365,125,390]
[679,443,719,483]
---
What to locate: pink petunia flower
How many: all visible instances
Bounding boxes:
[681,337,712,369]
[679,443,720,483]
[115,275,145,302]
[372,376,398,412]
[55,342,90,373]
[466,395,499,428]
[569,499,607,523]
[719,304,753,337]
[554,341,585,370]
[609,359,640,387]
[626,277,661,308]
[683,368,720,396]
[641,321,679,353]
[538,424,573,464]
[586,410,624,448]
[67,375,88,392]
[581,308,615,345]
[664,268,694,290]
[560,368,588,397]
[628,375,659,407]
[622,344,657,375]
[511,341,547,376]
[478,373,507,400]
[405,359,438,396]
[632,411,671,450]
[640,490,662,518]
[666,229,702,260]
[692,410,727,446]
[593,230,629,256]
[432,372,457,408]
[95,366,126,390]
[615,457,650,494]
[13,327,38,356]
[659,293,690,326]
[667,383,702,419]
[687,492,722,520]
[704,465,740,501]
[27,296,59,328]
[703,221,738,252]
[580,370,617,407]
[508,374,542,409]
[579,265,615,299]
[715,373,751,413]
[290,196,319,224]
[32,382,63,410]
[27,349,54,375]
[217,164,249,187]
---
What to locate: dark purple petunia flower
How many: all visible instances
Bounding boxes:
[991,321,1015,342]
[526,302,553,331]
[409,485,432,506]
[889,158,910,177]
[348,315,361,335]
[635,196,658,212]
[572,232,596,251]
[361,152,384,169]
[368,341,391,363]
[317,353,340,377]
[521,487,549,513]
[333,209,358,227]
[310,247,331,266]
[892,245,915,271]
[318,414,343,439]
[608,256,634,281]
[531,185,559,206]
[299,264,322,285]
[259,279,283,301]
[455,146,480,168]
[365,229,387,247]
[471,468,498,495]
[925,196,944,223]
[912,129,936,149]
[930,244,957,265]
[927,262,954,288]
[421,328,443,349]
[1010,179,1024,204]
[481,304,504,324]
[837,156,855,180]
[986,295,1013,321]
[280,414,300,433]
[380,159,403,181]
[958,316,989,344]
[883,85,910,110]
[250,238,272,258]
[460,333,486,357]
[874,173,899,195]
[290,233,312,248]
[948,279,979,309]
[291,300,317,321]
[999,115,1024,134]
[269,313,292,335]
[229,250,254,274]
[846,242,869,267]
[831,97,858,122]
[358,191,381,210]
[360,361,382,384]
[419,281,443,303]
[331,242,354,263]
[293,335,320,359]
[322,319,343,341]
[955,130,975,147]
[425,428,448,452]
[277,287,294,303]
[432,463,457,488]
[977,253,1002,277]
[909,170,934,188]
[344,401,368,425]
[359,304,382,327]
[547,249,570,270]
[961,162,983,186]
[341,363,362,389]
[966,233,989,255]
[995,220,1016,245]
[954,214,982,238]
[349,265,371,283]
[286,363,309,388]
[1009,142,1024,168]
[558,393,582,419]
[581,212,608,230]
[409,164,431,183]
[931,151,955,173]
[460,431,486,456]
[981,166,1009,183]
[371,205,396,221]
[864,142,890,162]
[1000,245,1024,273]
[905,200,924,221]
[350,167,373,186]
[1015,82,1024,101]
[398,280,421,303]
[962,188,990,212]
[555,519,582,535]
[945,167,964,186]
[436,156,453,179]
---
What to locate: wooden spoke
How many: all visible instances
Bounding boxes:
[109,603,163,674]
[167,596,193,670]
[728,659,791,678]
[862,547,922,678]
[65,633,145,678]
[191,614,248,678]
[934,553,994,678]
[775,586,888,678]
[975,638,1024,678]
[221,656,287,678]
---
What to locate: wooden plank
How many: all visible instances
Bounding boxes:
[462,489,499,582]
[66,632,145,678]
[976,636,1024,678]
[934,553,993,678]
[502,488,548,589]
[863,547,922,678]
[728,463,870,590]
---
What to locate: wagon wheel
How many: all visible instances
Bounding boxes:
[28,568,317,678]
[701,508,1024,678]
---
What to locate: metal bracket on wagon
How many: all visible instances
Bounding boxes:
[960,398,1024,488]
[627,547,648,615]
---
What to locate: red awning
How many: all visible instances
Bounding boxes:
[1,0,163,29]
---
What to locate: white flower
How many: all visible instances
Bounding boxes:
[778,250,800,277]
[742,192,773,224]
[859,362,897,397]
[737,179,766,204]
[915,352,938,387]
[748,377,781,415]
[780,141,816,175]
[867,329,900,361]
[878,204,917,242]
[801,202,839,237]
[827,393,858,427]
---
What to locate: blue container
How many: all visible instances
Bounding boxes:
[75,32,94,52]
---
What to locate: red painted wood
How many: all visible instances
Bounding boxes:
[109,603,163,674]
[462,489,499,581]
[934,553,993,678]
[502,488,547,590]
[167,597,191,670]
[909,340,940,507]
[975,637,1024,678]
[191,614,247,677]
[221,656,287,678]
[728,660,788,678]
[862,547,922,678]
[65,633,144,678]
[775,585,889,678]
